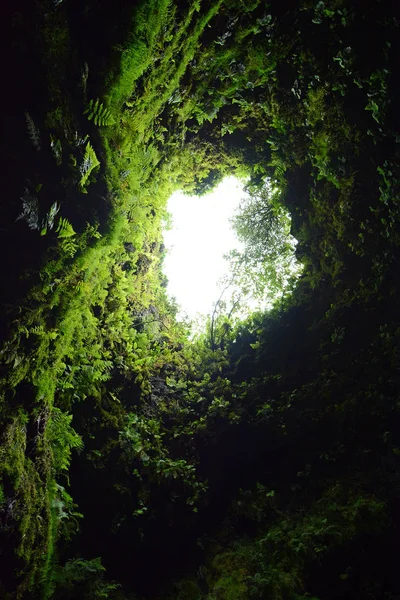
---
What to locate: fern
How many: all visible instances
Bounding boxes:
[60,238,78,257]
[50,134,63,165]
[29,325,45,336]
[47,202,60,231]
[81,62,89,98]
[25,112,41,150]
[17,190,61,236]
[47,408,84,473]
[269,155,287,180]
[73,131,89,147]
[41,202,60,236]
[84,222,102,240]
[17,188,39,230]
[84,98,115,126]
[79,141,100,190]
[74,280,86,292]
[56,216,76,239]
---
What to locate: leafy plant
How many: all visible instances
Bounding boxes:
[41,202,60,235]
[25,111,41,150]
[84,98,115,126]
[56,216,76,238]
[16,188,39,229]
[50,134,63,165]
[79,141,101,190]
[51,483,83,541]
[46,408,84,473]
[60,237,79,257]
[54,557,121,599]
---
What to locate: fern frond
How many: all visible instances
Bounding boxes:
[56,216,76,239]
[74,280,86,292]
[47,202,60,230]
[47,408,84,473]
[25,112,41,150]
[269,155,287,180]
[17,189,39,230]
[50,134,62,165]
[60,238,78,257]
[73,132,89,147]
[81,62,89,97]
[41,202,60,235]
[84,222,102,240]
[29,325,45,336]
[79,141,101,190]
[84,98,115,126]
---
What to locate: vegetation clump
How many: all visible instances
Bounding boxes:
[0,0,399,599]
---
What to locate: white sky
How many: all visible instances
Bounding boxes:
[163,176,246,320]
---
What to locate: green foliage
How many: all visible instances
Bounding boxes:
[210,550,250,600]
[17,191,61,236]
[79,141,101,190]
[197,487,387,600]
[119,411,206,509]
[56,216,76,239]
[52,483,83,541]
[59,237,78,257]
[1,0,399,598]
[54,557,122,599]
[0,409,58,596]
[220,179,302,319]
[46,408,84,473]
[84,98,115,126]
[41,202,60,235]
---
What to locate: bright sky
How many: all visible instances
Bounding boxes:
[163,176,246,320]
